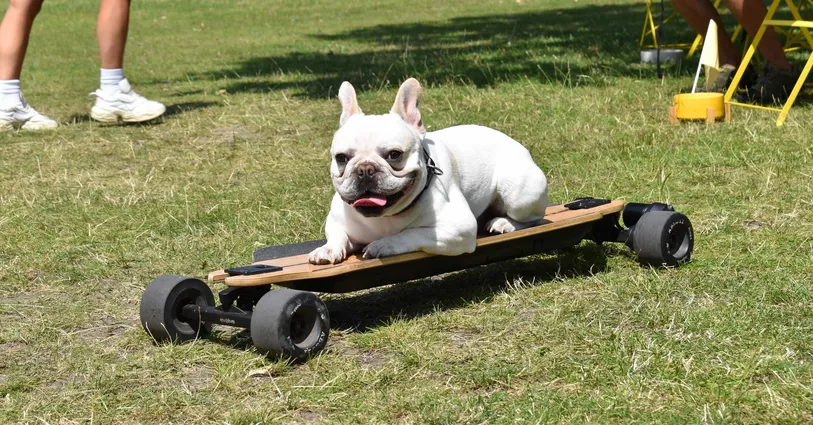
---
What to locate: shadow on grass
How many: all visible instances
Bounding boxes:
[68,101,220,125]
[325,242,612,332]
[193,3,701,98]
[163,101,221,118]
[216,243,617,354]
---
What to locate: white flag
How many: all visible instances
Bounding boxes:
[699,20,721,91]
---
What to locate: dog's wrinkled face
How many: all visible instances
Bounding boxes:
[329,80,428,217]
[331,114,424,217]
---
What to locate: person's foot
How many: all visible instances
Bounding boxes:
[89,78,166,123]
[0,95,58,131]
[706,64,739,93]
[682,64,757,94]
[738,63,800,104]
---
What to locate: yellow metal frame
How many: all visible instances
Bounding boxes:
[640,0,690,51]
[725,0,813,126]
[640,0,743,57]
[782,0,813,51]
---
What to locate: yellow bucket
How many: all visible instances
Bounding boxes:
[673,93,725,120]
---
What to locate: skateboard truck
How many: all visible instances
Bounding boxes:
[182,265,284,326]
[218,284,270,311]
[178,284,272,329]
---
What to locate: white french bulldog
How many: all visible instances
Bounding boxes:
[308,78,548,265]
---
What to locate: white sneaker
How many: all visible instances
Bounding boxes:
[0,95,58,131]
[89,78,166,123]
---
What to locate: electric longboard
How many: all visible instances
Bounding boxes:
[139,198,694,361]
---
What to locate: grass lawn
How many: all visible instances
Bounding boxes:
[1,0,812,423]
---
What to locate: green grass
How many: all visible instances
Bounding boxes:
[1,0,812,423]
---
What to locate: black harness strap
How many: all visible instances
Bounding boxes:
[396,147,443,214]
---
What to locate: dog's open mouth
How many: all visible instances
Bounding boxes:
[348,191,406,216]
[352,194,389,208]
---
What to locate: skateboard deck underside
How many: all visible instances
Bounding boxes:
[208,200,624,293]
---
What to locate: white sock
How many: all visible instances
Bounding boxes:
[100,68,125,93]
[0,79,22,108]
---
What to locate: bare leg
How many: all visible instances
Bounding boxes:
[0,0,43,80]
[97,0,130,69]
[723,0,792,70]
[90,0,164,124]
[0,0,56,130]
[672,0,741,67]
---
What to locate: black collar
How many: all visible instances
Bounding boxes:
[396,147,443,215]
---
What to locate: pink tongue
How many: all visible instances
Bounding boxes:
[353,195,387,207]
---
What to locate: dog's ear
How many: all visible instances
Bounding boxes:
[391,78,425,134]
[338,81,363,126]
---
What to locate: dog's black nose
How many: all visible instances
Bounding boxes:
[357,163,377,177]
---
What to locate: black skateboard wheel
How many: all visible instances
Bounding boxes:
[140,274,215,343]
[632,211,694,267]
[250,289,330,361]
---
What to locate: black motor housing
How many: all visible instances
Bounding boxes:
[622,202,674,227]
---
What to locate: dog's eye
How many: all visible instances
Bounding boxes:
[335,153,348,164]
[386,150,403,161]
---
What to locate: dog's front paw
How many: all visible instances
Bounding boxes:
[308,245,346,265]
[362,239,401,259]
[485,217,517,234]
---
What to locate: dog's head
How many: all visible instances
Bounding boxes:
[329,78,429,217]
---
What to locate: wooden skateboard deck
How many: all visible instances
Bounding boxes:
[206,200,624,293]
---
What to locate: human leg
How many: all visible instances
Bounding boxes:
[0,0,42,81]
[90,0,165,123]
[97,0,128,70]
[723,0,792,70]
[673,0,741,67]
[0,0,57,130]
